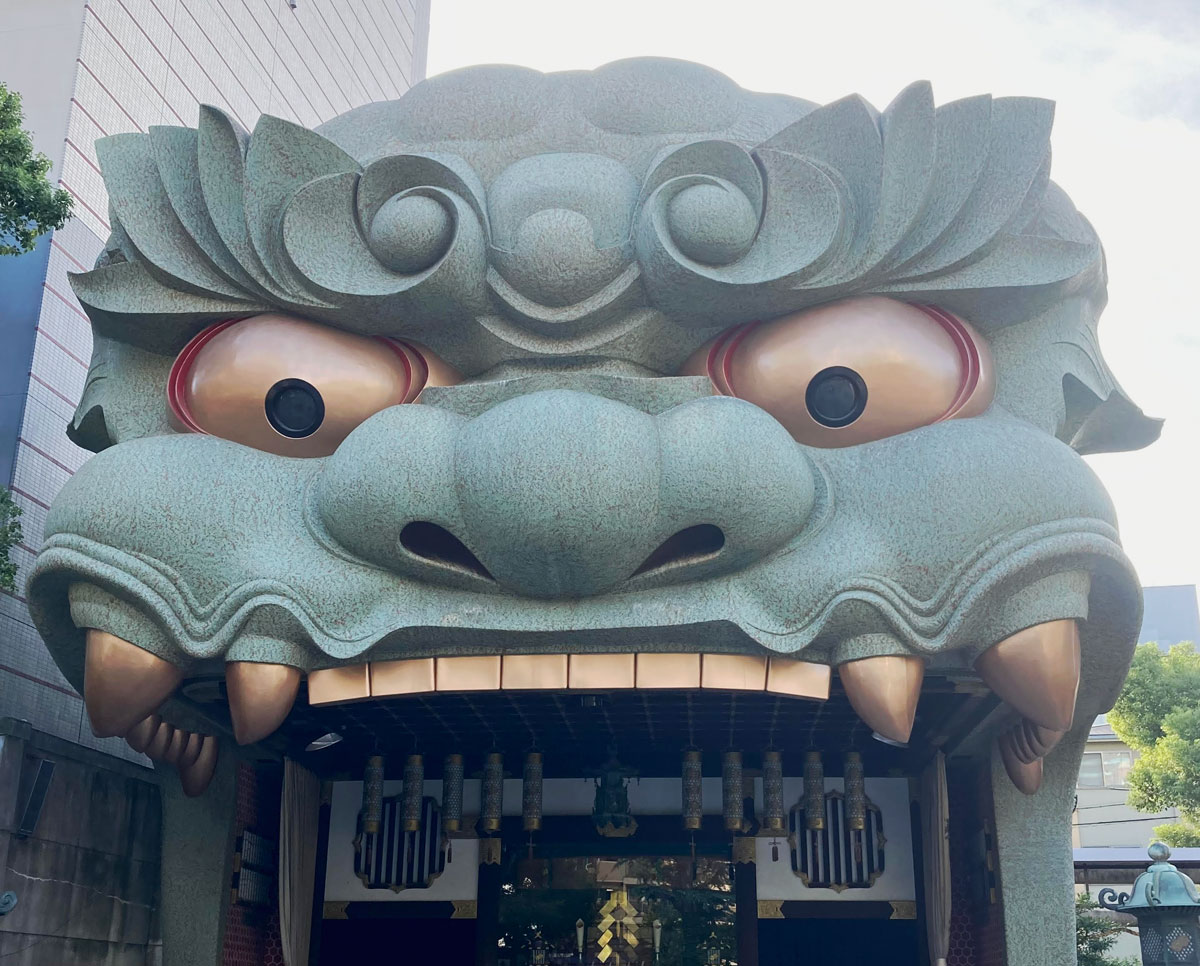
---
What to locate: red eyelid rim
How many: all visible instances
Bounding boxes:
[914,304,983,422]
[166,318,426,435]
[167,318,244,434]
[703,304,984,423]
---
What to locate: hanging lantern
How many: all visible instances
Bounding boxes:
[523,752,544,831]
[722,750,743,832]
[402,753,424,831]
[803,751,824,830]
[682,748,703,830]
[844,751,866,831]
[442,753,464,832]
[481,752,504,832]
[363,754,385,834]
[762,750,784,832]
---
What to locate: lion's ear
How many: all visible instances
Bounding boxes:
[1061,375,1162,455]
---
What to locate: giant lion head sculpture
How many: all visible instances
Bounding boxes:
[28,59,1158,794]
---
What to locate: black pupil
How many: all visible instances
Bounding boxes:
[805,366,867,428]
[265,379,324,438]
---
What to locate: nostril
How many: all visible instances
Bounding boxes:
[399,522,493,580]
[633,524,725,577]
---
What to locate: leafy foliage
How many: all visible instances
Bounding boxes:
[1108,642,1200,845]
[0,488,22,593]
[0,83,73,255]
[1076,893,1138,966]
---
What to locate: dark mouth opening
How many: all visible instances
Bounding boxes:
[400,522,494,580]
[632,524,725,577]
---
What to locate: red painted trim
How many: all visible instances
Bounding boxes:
[58,182,110,233]
[914,304,982,422]
[43,282,91,325]
[305,0,387,101]
[167,318,242,434]
[379,337,418,402]
[30,373,81,409]
[229,0,323,121]
[51,240,89,273]
[34,323,91,370]
[0,661,81,700]
[9,487,51,511]
[148,0,267,125]
[83,5,188,125]
[69,96,110,137]
[64,138,102,177]
[256,0,354,114]
[311,0,391,100]
[168,319,421,438]
[19,438,78,477]
[75,59,146,133]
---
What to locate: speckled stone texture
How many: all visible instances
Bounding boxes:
[990,725,1089,966]
[158,740,237,966]
[22,59,1164,966]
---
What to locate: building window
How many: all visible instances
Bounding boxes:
[1102,750,1133,788]
[1078,750,1134,788]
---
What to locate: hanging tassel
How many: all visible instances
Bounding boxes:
[523,752,544,832]
[682,748,703,830]
[762,749,785,832]
[402,753,424,831]
[481,752,504,833]
[442,753,464,832]
[845,751,866,831]
[363,755,385,835]
[803,750,825,830]
[722,750,743,832]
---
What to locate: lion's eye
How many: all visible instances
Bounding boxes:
[682,296,994,447]
[168,313,459,457]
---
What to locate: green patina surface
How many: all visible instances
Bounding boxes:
[20,59,1163,964]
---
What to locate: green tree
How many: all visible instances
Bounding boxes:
[1,82,73,255]
[0,488,22,593]
[1108,641,1200,846]
[1076,893,1138,966]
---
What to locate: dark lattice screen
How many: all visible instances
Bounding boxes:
[354,795,446,890]
[789,790,886,891]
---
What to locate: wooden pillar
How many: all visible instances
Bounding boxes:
[476,837,503,966]
[733,835,760,966]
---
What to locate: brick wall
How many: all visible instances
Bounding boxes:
[222,762,284,966]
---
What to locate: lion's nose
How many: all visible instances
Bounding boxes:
[450,391,814,597]
[317,390,816,599]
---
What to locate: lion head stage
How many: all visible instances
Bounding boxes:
[26,58,1159,792]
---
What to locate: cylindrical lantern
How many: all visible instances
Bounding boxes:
[363,754,385,834]
[442,753,464,832]
[762,750,784,832]
[803,751,824,830]
[481,752,504,833]
[682,748,703,830]
[844,751,866,831]
[402,753,424,831]
[523,752,544,831]
[722,750,743,832]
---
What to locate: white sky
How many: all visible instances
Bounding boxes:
[426,0,1200,592]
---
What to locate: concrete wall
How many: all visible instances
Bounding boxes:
[0,0,87,173]
[0,718,162,965]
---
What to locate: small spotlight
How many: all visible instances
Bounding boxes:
[306,732,343,752]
